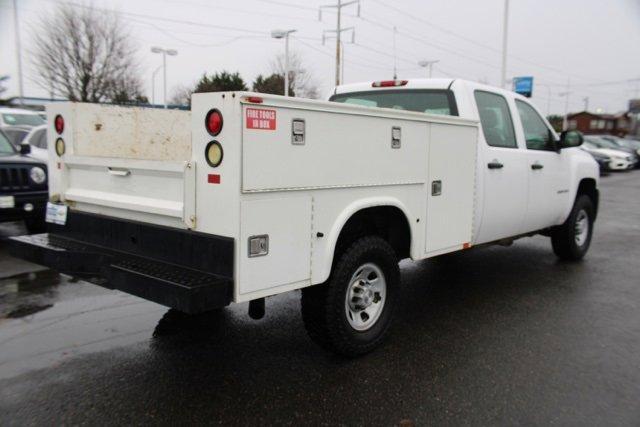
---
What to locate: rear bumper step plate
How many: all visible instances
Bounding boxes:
[8,233,233,314]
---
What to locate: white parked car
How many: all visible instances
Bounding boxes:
[21,125,49,162]
[0,107,45,127]
[1,125,32,146]
[582,137,636,170]
[8,79,599,356]
[0,124,48,162]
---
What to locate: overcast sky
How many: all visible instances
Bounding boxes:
[1,0,639,115]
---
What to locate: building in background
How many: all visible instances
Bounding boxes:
[567,111,631,137]
[628,99,640,139]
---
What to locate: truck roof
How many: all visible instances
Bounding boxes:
[332,78,530,103]
[333,78,455,96]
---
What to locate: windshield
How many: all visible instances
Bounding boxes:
[330,89,458,116]
[0,131,16,155]
[2,113,45,126]
[3,129,29,145]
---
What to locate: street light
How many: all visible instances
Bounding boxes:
[151,65,162,106]
[150,47,178,108]
[418,60,439,78]
[500,0,510,88]
[271,29,297,97]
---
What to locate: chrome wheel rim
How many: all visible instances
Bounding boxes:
[344,263,387,331]
[574,209,589,247]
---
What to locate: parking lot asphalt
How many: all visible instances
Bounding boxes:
[1,171,639,426]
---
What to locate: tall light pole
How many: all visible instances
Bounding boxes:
[271,29,297,97]
[500,0,509,88]
[418,60,439,78]
[151,65,162,106]
[13,0,24,104]
[151,47,178,108]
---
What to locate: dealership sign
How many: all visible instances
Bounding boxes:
[513,76,534,98]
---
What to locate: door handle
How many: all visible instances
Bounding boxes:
[487,161,504,169]
[531,163,544,170]
[107,167,131,177]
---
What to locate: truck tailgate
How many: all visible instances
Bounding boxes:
[49,103,195,228]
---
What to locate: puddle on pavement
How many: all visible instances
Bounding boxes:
[0,270,62,319]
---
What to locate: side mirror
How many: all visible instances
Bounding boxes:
[559,130,583,149]
[19,143,31,155]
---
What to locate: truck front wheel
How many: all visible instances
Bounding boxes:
[551,195,595,261]
[301,236,400,357]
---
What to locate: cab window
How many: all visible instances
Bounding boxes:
[474,91,517,148]
[330,89,458,116]
[516,100,554,151]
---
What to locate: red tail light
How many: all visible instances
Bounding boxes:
[54,115,64,134]
[205,109,223,136]
[372,80,408,87]
[245,96,264,104]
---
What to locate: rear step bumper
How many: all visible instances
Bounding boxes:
[7,212,234,314]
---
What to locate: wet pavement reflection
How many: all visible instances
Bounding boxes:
[1,270,60,319]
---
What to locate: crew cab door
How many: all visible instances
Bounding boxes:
[474,90,528,244]
[514,100,571,231]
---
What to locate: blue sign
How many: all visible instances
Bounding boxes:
[513,76,534,98]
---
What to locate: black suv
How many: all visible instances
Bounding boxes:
[0,129,48,233]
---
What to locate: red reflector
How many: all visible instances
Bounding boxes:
[205,109,223,136]
[463,242,471,249]
[372,80,408,87]
[54,115,64,134]
[245,96,264,104]
[207,174,221,184]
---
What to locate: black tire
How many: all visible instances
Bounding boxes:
[301,236,400,357]
[24,218,46,234]
[551,195,594,261]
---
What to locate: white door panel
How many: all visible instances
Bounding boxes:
[473,90,528,244]
[514,99,572,232]
[477,147,528,243]
[523,152,571,231]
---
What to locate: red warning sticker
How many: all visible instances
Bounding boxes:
[246,108,276,130]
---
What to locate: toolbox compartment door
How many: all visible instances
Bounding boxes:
[238,196,312,299]
[425,123,478,254]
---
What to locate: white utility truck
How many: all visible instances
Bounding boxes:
[8,79,599,356]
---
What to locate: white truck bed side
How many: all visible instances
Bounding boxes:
[193,93,479,301]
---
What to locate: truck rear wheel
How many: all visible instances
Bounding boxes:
[301,236,400,357]
[551,195,594,261]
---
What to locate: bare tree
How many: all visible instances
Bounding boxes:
[31,4,145,103]
[169,84,194,106]
[271,52,319,99]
